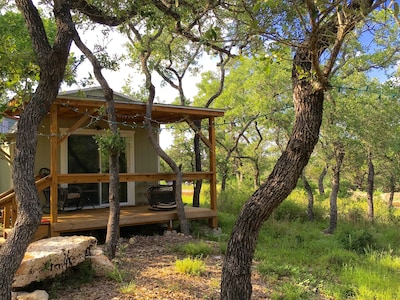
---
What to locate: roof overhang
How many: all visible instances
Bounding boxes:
[3,90,224,124]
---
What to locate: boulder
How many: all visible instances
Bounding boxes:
[87,247,114,277]
[13,236,97,288]
[13,290,49,300]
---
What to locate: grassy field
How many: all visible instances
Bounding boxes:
[210,186,400,300]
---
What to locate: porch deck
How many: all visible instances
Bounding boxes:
[46,205,217,234]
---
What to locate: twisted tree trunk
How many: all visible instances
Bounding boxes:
[221,46,324,299]
[0,1,73,298]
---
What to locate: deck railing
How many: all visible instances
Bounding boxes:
[1,172,217,230]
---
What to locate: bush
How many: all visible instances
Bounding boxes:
[173,241,213,257]
[273,200,308,222]
[175,257,206,276]
[338,229,376,254]
[218,185,252,214]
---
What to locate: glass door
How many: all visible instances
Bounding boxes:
[67,134,128,206]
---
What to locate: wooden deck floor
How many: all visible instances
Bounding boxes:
[47,205,217,234]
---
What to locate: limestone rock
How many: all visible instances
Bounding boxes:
[15,290,49,300]
[13,236,97,288]
[87,247,114,277]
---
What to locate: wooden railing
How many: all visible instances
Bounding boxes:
[1,172,216,230]
[0,176,52,230]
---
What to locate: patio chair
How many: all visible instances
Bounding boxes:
[39,168,83,211]
[146,183,176,210]
[62,185,83,211]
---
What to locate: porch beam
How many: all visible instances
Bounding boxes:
[209,117,218,228]
[185,118,212,149]
[49,104,59,229]
[0,148,11,164]
[57,108,96,145]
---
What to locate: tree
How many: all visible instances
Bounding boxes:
[193,55,293,191]
[72,28,122,258]
[220,1,385,298]
[0,1,74,297]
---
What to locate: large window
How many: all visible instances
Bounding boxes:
[60,129,135,206]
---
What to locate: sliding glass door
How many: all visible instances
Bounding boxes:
[61,129,135,206]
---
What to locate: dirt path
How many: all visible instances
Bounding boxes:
[54,233,270,299]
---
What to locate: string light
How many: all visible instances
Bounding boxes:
[1,83,399,146]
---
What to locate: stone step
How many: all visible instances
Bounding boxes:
[13,235,97,288]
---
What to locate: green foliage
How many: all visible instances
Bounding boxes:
[338,229,375,254]
[94,129,126,155]
[175,256,206,276]
[120,280,136,294]
[218,185,253,215]
[172,241,213,257]
[228,187,400,299]
[107,266,129,283]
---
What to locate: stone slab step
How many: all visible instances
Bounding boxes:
[13,235,97,288]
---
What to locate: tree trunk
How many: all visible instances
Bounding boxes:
[318,165,327,195]
[193,120,202,207]
[220,164,228,191]
[72,31,121,258]
[221,46,324,299]
[136,37,190,235]
[388,174,395,209]
[0,1,73,298]
[325,143,344,234]
[105,151,120,257]
[301,172,314,222]
[366,151,374,221]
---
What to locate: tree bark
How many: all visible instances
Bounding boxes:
[221,46,324,299]
[301,171,314,222]
[0,1,73,298]
[193,120,202,207]
[131,23,190,234]
[366,151,374,221]
[388,174,395,209]
[318,165,327,195]
[72,29,121,258]
[325,143,345,234]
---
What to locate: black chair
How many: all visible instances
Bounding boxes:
[63,185,83,210]
[146,184,176,210]
[39,168,83,211]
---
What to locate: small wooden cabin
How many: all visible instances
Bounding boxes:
[0,87,224,240]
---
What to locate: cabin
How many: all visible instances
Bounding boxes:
[0,87,224,241]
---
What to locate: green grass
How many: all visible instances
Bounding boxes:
[217,186,400,299]
[175,256,206,276]
[172,240,214,257]
[120,280,136,294]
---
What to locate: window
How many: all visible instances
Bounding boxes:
[60,129,135,206]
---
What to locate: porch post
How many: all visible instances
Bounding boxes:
[49,103,59,236]
[209,117,218,228]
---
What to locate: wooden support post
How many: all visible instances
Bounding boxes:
[208,117,218,228]
[49,104,59,236]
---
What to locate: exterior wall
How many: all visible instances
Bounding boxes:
[134,128,160,205]
[0,143,13,193]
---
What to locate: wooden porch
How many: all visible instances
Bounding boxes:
[1,88,224,241]
[47,205,216,234]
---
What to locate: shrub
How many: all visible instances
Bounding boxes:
[338,229,376,254]
[120,280,136,294]
[173,241,213,257]
[175,257,206,276]
[273,200,308,222]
